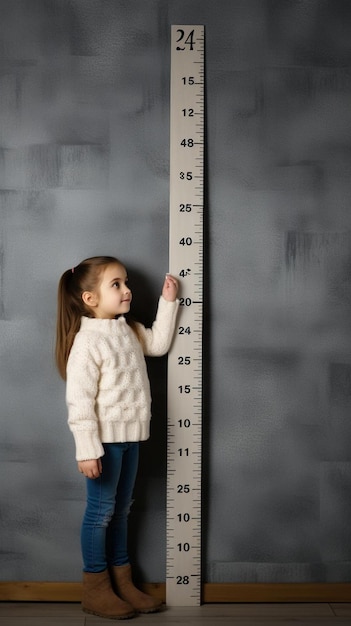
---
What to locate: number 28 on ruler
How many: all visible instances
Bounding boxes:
[167,25,204,606]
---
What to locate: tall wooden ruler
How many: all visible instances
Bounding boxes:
[167,25,205,606]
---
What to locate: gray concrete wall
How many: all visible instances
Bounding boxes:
[1,0,351,583]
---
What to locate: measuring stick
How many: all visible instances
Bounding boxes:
[166,25,205,607]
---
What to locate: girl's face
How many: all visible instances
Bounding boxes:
[90,263,132,319]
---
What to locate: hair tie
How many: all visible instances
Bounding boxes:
[71,267,75,274]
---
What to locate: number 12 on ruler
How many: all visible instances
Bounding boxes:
[167,25,204,607]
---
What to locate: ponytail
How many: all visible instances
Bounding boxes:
[55,268,87,380]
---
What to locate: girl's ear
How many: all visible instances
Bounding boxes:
[82,291,98,308]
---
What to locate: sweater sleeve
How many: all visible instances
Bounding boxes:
[137,296,179,357]
[66,333,105,461]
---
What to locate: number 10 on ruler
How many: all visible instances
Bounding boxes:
[167,25,204,606]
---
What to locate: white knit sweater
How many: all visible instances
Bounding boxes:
[66,296,179,461]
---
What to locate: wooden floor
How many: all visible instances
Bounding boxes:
[0,603,351,625]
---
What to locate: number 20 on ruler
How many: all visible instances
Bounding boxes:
[167,25,204,606]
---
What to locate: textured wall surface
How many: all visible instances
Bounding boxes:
[1,0,351,583]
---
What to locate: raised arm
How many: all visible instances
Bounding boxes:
[137,275,179,356]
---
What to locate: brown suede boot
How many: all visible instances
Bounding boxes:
[82,570,136,620]
[111,564,163,614]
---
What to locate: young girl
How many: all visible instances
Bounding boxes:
[56,256,179,620]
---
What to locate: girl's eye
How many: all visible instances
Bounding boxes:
[113,282,120,288]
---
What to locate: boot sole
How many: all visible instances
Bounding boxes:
[136,604,164,614]
[82,607,136,620]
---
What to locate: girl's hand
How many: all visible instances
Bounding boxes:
[162,274,179,302]
[78,458,102,479]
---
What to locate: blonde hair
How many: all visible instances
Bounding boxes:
[55,256,140,379]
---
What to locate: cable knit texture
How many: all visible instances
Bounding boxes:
[66,296,179,461]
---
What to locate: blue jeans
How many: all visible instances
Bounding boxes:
[81,442,139,573]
